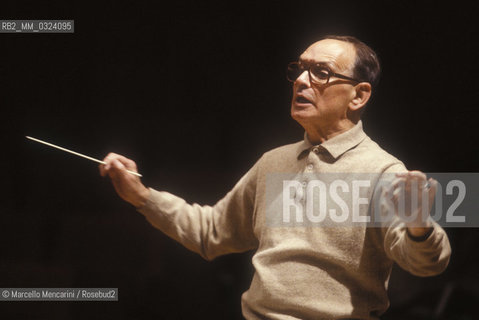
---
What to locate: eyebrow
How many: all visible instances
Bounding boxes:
[298,59,337,70]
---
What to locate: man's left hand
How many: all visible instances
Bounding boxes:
[388,170,437,237]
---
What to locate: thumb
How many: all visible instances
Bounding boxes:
[112,159,125,169]
[109,159,127,179]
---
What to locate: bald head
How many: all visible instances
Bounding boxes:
[300,39,357,78]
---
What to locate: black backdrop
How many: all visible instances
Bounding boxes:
[1,1,479,319]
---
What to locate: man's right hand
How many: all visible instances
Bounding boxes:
[99,153,150,208]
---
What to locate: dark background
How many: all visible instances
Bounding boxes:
[1,0,479,319]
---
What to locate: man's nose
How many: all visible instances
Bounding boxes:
[295,70,311,88]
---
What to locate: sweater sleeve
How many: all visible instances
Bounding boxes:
[376,163,452,277]
[383,218,451,276]
[136,160,260,261]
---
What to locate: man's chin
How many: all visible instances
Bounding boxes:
[291,105,315,121]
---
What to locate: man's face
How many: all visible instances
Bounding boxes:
[291,39,358,129]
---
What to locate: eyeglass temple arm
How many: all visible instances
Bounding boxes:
[332,72,361,83]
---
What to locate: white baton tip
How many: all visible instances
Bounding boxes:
[26,136,143,177]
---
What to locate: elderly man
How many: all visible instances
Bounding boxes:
[100,35,451,319]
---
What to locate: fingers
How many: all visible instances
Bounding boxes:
[395,171,427,182]
[394,170,428,190]
[99,152,116,177]
[388,170,434,205]
[427,177,438,203]
[396,170,426,178]
[99,152,139,177]
[109,159,126,178]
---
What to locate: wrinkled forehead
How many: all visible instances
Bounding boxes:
[299,39,356,72]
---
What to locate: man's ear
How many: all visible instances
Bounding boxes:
[349,82,372,112]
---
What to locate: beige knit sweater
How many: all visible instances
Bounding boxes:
[138,121,451,319]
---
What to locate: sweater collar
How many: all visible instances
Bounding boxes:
[297,121,367,160]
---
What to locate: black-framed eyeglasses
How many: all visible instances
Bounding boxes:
[286,62,361,85]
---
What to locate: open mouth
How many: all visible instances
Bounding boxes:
[295,96,312,104]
